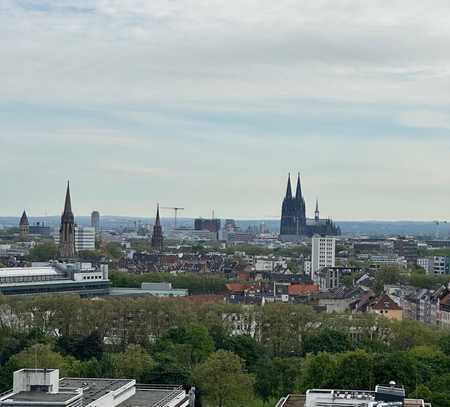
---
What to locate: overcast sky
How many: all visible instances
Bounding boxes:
[1,0,450,220]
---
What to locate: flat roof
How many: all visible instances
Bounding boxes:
[60,378,133,406]
[0,267,62,278]
[4,390,79,403]
[118,388,186,407]
[110,288,187,296]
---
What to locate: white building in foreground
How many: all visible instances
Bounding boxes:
[0,368,192,407]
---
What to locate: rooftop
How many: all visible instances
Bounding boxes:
[118,386,187,407]
[59,377,133,406]
[3,390,80,403]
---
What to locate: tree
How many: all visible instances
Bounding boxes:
[300,352,337,391]
[57,331,104,361]
[303,329,353,355]
[254,357,302,400]
[193,350,255,407]
[334,350,373,390]
[111,345,154,381]
[7,343,70,376]
[105,242,123,259]
[28,243,58,261]
[438,334,450,356]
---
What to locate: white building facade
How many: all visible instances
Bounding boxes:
[311,236,335,283]
[54,226,96,252]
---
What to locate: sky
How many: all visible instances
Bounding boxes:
[1,0,450,221]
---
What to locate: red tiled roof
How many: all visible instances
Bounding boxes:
[288,283,320,296]
[225,283,255,293]
[372,294,402,311]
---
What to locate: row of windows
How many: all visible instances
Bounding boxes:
[82,275,102,280]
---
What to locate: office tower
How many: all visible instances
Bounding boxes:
[91,210,100,232]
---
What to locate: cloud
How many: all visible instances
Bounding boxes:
[397,110,450,129]
[2,1,450,219]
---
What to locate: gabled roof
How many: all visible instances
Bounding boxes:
[288,283,319,296]
[225,283,256,293]
[372,294,402,311]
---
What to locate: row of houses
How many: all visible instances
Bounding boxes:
[224,280,450,329]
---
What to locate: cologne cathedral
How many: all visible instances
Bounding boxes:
[280,173,340,241]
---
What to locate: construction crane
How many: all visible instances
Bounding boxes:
[161,207,185,229]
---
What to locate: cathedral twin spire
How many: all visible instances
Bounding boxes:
[285,173,304,202]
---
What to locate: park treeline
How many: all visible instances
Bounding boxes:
[110,270,228,294]
[0,295,449,406]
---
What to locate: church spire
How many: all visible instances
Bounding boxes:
[315,198,320,221]
[295,173,302,200]
[59,181,75,258]
[63,181,72,215]
[285,173,292,199]
[151,204,163,251]
[155,203,161,226]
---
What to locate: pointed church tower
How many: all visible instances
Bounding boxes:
[19,210,29,236]
[285,173,292,199]
[280,173,297,236]
[151,204,164,251]
[315,198,320,221]
[294,173,306,224]
[59,181,76,258]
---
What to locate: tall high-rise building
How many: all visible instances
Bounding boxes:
[59,181,75,258]
[151,205,164,251]
[311,235,336,283]
[280,173,340,241]
[19,210,29,236]
[91,211,100,232]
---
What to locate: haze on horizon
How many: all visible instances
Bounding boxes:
[1,1,450,221]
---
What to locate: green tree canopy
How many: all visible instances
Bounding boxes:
[193,350,255,407]
[28,243,58,261]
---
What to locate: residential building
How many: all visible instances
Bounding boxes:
[393,238,418,265]
[369,254,407,268]
[55,226,96,252]
[75,226,95,251]
[318,287,368,313]
[370,294,403,321]
[311,235,336,283]
[431,256,449,275]
[0,262,110,297]
[435,284,450,330]
[417,257,433,273]
[0,368,192,407]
